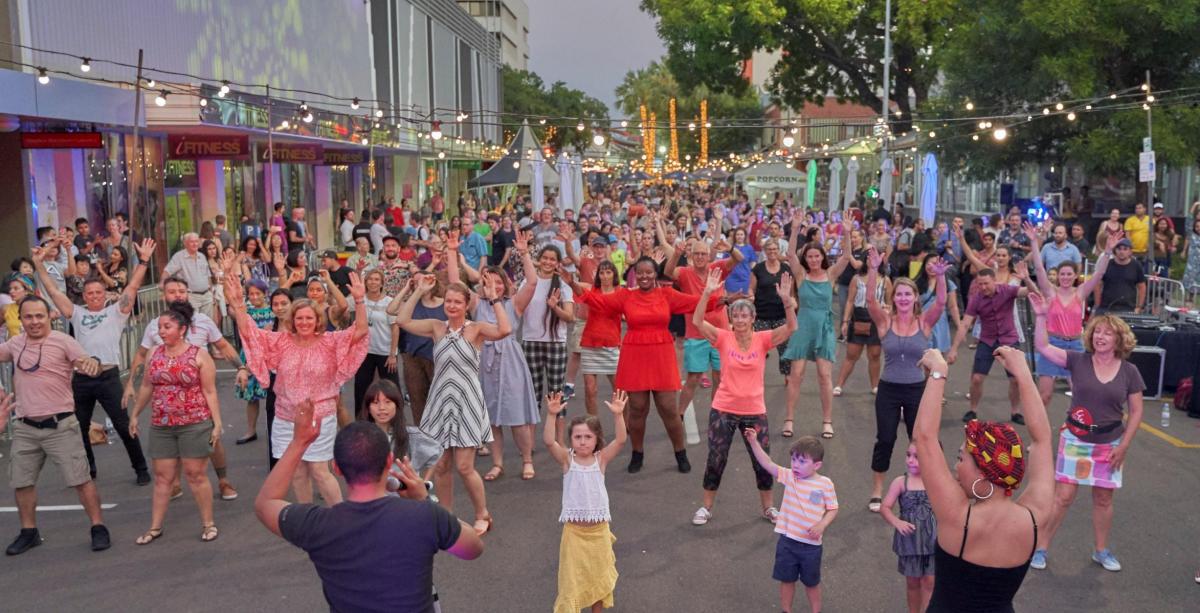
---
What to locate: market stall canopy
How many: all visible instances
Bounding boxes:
[692,167,731,181]
[662,169,690,181]
[467,120,560,188]
[734,159,806,189]
[616,170,651,182]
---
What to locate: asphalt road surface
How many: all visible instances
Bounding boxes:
[2,348,1197,612]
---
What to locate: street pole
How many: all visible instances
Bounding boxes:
[130,49,144,264]
[1146,70,1155,275]
[880,0,892,205]
[266,83,274,224]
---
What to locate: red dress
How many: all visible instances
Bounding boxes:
[578,287,719,391]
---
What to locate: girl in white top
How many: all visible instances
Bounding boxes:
[544,389,627,613]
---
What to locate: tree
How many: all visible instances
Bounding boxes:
[641,0,952,126]
[500,66,608,153]
[613,60,763,160]
[931,0,1200,179]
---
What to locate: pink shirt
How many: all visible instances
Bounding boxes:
[1045,292,1084,338]
[710,330,773,415]
[240,325,368,421]
[775,470,838,545]
[0,331,87,418]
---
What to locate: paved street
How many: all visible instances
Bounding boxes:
[2,349,1197,612]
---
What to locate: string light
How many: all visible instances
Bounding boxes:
[688,122,696,131]
[303,110,313,123]
[79,57,91,72]
[437,151,445,159]
[782,135,795,148]
[972,134,980,141]
[1042,108,1050,115]
[430,121,442,140]
[576,121,585,131]
[154,91,168,107]
[199,97,207,107]
[620,120,628,128]
[280,120,290,129]
[1055,102,1064,110]
[1147,94,1155,102]
[512,160,520,168]
[928,131,936,138]
[593,133,605,146]
[1066,112,1076,121]
[350,97,360,110]
[993,127,1008,141]
[539,118,546,125]
[965,101,974,111]
[218,81,230,97]
[146,78,155,88]
[36,68,49,84]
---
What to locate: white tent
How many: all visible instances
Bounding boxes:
[735,159,807,203]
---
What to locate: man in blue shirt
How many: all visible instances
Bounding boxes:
[457,214,490,270]
[1039,222,1082,270]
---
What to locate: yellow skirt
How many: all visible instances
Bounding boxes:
[554,521,618,613]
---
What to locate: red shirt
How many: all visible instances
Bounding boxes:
[387,206,406,228]
[579,288,622,347]
[675,262,731,339]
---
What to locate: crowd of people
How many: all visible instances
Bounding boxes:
[0,183,1195,612]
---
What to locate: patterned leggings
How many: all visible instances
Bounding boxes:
[703,409,773,491]
[523,340,567,409]
[753,318,791,376]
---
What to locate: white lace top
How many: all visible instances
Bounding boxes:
[559,451,611,524]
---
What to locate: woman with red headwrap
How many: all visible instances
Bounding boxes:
[912,347,1054,613]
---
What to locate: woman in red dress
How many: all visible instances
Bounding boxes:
[571,256,720,474]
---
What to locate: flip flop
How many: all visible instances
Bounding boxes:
[781,419,794,438]
[483,465,504,481]
[822,421,835,439]
[521,461,536,480]
[200,524,219,542]
[135,528,163,546]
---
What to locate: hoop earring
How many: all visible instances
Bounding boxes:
[971,478,995,500]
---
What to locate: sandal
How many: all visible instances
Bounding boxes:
[200,524,219,542]
[135,528,164,545]
[473,515,494,537]
[868,497,883,513]
[483,465,504,481]
[521,461,536,480]
[822,421,835,439]
[781,419,794,438]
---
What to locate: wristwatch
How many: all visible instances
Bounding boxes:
[929,371,947,381]
[487,298,501,305]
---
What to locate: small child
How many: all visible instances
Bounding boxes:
[879,443,935,613]
[545,389,627,613]
[745,430,838,613]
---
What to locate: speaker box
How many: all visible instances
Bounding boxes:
[1128,346,1166,400]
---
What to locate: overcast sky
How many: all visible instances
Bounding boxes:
[525,0,665,114]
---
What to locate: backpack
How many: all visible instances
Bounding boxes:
[1174,376,1193,414]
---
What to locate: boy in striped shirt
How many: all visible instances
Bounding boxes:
[745,431,839,613]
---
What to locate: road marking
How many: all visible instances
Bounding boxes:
[1138,423,1200,448]
[0,504,118,512]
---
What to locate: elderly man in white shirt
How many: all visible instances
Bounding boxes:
[163,233,214,318]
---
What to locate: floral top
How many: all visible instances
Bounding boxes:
[148,344,210,427]
[240,324,368,422]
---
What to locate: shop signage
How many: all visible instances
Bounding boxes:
[167,134,250,160]
[322,149,367,165]
[21,132,103,149]
[450,159,482,170]
[258,142,324,164]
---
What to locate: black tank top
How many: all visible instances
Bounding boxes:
[927,503,1037,613]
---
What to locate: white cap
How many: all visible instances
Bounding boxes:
[1153,202,1164,208]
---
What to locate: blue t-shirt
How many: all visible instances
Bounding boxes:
[459,231,489,270]
[724,244,758,293]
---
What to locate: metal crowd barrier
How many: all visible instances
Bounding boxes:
[1146,276,1185,316]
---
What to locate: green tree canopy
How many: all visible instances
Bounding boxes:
[641,0,951,125]
[931,0,1200,179]
[500,66,608,153]
[614,60,764,159]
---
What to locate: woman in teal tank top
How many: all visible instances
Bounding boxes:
[782,213,853,439]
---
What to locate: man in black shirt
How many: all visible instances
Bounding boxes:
[318,250,354,296]
[870,199,893,225]
[1094,238,1146,313]
[352,208,374,251]
[256,403,483,613]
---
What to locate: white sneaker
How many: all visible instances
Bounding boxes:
[871,387,878,395]
[832,386,843,397]
[692,506,713,526]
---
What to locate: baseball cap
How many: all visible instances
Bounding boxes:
[1153,202,1164,209]
[381,234,401,245]
[1115,238,1133,249]
[590,235,609,247]
[319,249,338,259]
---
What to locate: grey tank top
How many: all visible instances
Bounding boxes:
[881,327,928,384]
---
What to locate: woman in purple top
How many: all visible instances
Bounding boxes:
[1027,301,1145,573]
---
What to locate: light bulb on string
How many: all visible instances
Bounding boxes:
[79,58,91,73]
[993,127,1008,141]
[782,135,795,148]
[576,121,585,131]
[374,109,383,118]
[437,151,445,159]
[1085,105,1092,110]
[36,68,49,85]
[593,133,606,146]
[1055,102,1064,110]
[1042,108,1050,115]
[965,101,974,111]
[620,120,628,128]
[688,122,696,131]
[146,78,155,88]
[351,98,360,110]
[430,121,442,140]
[1066,112,1076,121]
[218,81,230,97]
[539,118,546,125]
[928,131,936,138]
[303,111,313,123]
[512,160,520,168]
[1147,95,1155,102]
[154,91,168,107]
[281,120,290,129]
[1142,103,1150,110]
[1110,93,1117,99]
[972,134,980,141]
[199,98,208,107]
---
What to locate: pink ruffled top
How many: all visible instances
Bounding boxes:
[240,322,368,422]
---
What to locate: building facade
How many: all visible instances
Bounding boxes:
[0,0,500,266]
[457,0,529,70]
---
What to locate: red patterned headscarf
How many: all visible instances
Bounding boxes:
[964,420,1025,496]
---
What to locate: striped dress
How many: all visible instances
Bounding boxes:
[420,322,494,450]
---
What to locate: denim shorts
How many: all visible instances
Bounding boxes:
[1036,336,1082,379]
[772,535,822,587]
[972,341,1019,377]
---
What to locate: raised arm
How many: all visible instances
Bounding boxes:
[827,217,855,279]
[864,246,888,331]
[346,272,368,341]
[692,267,724,344]
[785,210,805,278]
[394,277,442,337]
[30,248,73,319]
[471,278,512,341]
[921,258,950,331]
[957,226,989,272]
[994,348,1054,522]
[912,350,968,525]
[118,239,156,315]
[597,390,628,467]
[542,392,570,467]
[1023,222,1054,297]
[741,427,781,480]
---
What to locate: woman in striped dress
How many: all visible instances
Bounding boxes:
[394,274,511,536]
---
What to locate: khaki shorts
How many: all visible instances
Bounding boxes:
[9,415,92,489]
[149,420,215,460]
[567,318,585,354]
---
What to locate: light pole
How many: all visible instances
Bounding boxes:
[879,0,893,207]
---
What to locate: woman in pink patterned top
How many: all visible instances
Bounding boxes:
[129,302,223,544]
[224,256,369,505]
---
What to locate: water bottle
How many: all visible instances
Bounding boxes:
[1160,402,1171,429]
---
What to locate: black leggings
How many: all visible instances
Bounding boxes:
[871,380,926,473]
[265,372,277,470]
[702,409,773,491]
[354,353,395,417]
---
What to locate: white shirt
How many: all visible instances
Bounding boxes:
[370,223,390,253]
[364,295,395,355]
[521,277,574,343]
[140,311,223,349]
[339,219,355,247]
[70,303,130,366]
